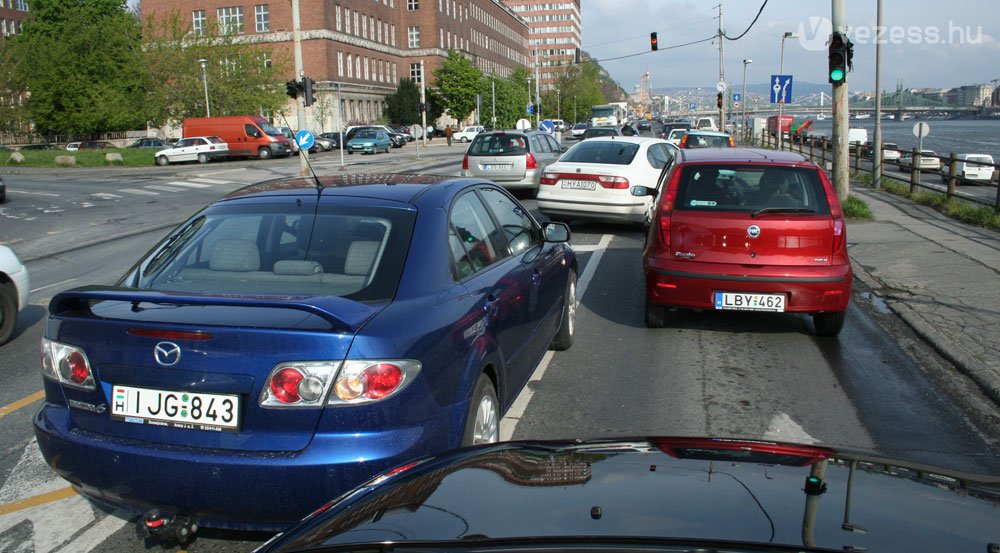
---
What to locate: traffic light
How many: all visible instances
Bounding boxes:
[650,32,658,51]
[302,77,316,107]
[828,32,849,85]
[717,92,723,109]
[575,48,581,64]
[417,102,426,114]
[285,79,300,99]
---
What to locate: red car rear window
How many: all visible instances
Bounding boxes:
[674,165,831,214]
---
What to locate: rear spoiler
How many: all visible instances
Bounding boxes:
[48,286,378,334]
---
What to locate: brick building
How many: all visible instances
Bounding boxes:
[140,0,530,131]
[503,0,581,90]
[0,0,28,38]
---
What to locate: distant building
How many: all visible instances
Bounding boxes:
[0,0,28,38]
[503,0,581,90]
[946,84,992,107]
[140,0,530,130]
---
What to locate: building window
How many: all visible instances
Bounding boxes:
[254,5,269,32]
[217,6,244,35]
[391,24,396,46]
[392,64,397,82]
[261,51,272,68]
[407,0,417,9]
[335,5,341,31]
[338,52,344,76]
[408,26,420,49]
[355,57,361,80]
[347,54,353,78]
[353,12,359,36]
[410,63,422,84]
[15,0,27,10]
[192,10,206,36]
[364,57,370,81]
[344,8,351,34]
[361,13,367,38]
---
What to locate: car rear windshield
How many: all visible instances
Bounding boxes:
[355,130,377,139]
[469,134,528,156]
[684,134,731,148]
[131,203,416,303]
[561,141,640,165]
[674,164,831,215]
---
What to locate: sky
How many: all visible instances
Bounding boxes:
[579,0,1000,94]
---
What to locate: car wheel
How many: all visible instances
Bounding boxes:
[197,153,209,164]
[645,300,670,328]
[258,148,272,160]
[813,311,845,337]
[460,137,469,143]
[462,373,499,446]
[549,271,577,351]
[155,155,169,166]
[0,285,17,346]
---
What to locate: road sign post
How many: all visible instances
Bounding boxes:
[771,74,793,150]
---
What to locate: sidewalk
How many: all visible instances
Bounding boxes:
[847,185,1000,405]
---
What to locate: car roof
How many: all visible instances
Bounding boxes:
[573,136,666,146]
[677,148,816,167]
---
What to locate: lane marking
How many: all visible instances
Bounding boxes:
[118,188,159,196]
[15,191,60,197]
[762,413,819,444]
[0,487,76,516]
[0,391,45,419]
[166,181,212,189]
[500,233,613,440]
[65,509,131,552]
[145,185,183,192]
[188,177,232,185]
[91,193,121,199]
[32,277,79,294]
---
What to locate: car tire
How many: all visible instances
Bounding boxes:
[0,285,17,346]
[549,271,577,351]
[155,156,169,166]
[460,137,469,143]
[813,311,845,337]
[197,153,209,164]
[462,373,499,446]
[645,300,670,328]
[258,148,272,160]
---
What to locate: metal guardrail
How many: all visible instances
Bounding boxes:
[757,129,1000,212]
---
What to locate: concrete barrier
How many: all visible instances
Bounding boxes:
[55,155,76,166]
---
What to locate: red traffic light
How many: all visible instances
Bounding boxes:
[650,32,658,51]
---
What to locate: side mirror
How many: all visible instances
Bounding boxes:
[630,185,656,197]
[560,146,568,152]
[542,221,571,243]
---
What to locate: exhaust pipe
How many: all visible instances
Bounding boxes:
[138,508,198,544]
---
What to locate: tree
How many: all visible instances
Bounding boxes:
[383,79,422,125]
[433,50,482,124]
[556,56,607,124]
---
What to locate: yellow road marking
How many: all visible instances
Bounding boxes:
[0,390,45,419]
[0,486,78,516]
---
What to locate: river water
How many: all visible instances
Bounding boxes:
[803,118,1000,162]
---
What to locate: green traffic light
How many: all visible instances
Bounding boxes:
[830,69,845,83]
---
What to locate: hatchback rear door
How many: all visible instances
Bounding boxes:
[466,133,529,183]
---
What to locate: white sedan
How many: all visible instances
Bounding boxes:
[0,245,30,345]
[155,136,229,166]
[537,136,677,226]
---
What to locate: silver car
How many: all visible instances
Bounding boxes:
[461,130,565,197]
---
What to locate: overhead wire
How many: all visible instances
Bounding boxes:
[588,35,717,63]
[722,0,769,41]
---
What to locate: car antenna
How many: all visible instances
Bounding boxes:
[279,113,324,190]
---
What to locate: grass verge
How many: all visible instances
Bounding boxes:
[843,195,874,220]
[1,149,157,168]
[866,176,1000,231]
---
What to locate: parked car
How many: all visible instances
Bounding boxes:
[78,141,114,150]
[255,437,1000,553]
[346,128,392,154]
[0,245,30,345]
[899,150,942,171]
[387,124,414,142]
[570,122,589,140]
[551,119,567,131]
[454,125,485,143]
[635,148,852,336]
[580,127,622,140]
[538,136,677,226]
[346,125,407,148]
[19,143,55,151]
[65,142,81,151]
[127,138,170,150]
[318,132,344,150]
[277,127,333,154]
[183,116,293,160]
[665,128,687,145]
[461,130,565,197]
[941,153,995,183]
[678,130,734,149]
[32,173,576,530]
[154,136,229,166]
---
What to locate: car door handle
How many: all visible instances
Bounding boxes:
[483,296,500,317]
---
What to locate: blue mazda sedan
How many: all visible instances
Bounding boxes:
[33,173,576,531]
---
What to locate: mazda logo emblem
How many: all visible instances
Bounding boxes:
[747,225,761,239]
[154,342,182,367]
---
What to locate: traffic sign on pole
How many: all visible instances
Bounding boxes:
[538,120,555,134]
[295,130,315,151]
[769,75,793,104]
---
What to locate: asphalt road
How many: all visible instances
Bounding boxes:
[1,141,997,552]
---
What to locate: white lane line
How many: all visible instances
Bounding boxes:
[167,181,213,189]
[32,278,79,294]
[91,193,121,199]
[145,185,183,192]
[762,413,819,444]
[188,177,232,185]
[500,233,613,441]
[67,509,131,552]
[118,188,159,196]
[15,191,60,197]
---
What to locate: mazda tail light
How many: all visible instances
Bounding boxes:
[41,338,96,390]
[260,362,339,408]
[328,360,422,405]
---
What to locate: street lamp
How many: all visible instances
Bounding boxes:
[742,59,752,141]
[778,32,797,149]
[198,58,211,117]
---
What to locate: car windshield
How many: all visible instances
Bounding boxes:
[259,121,283,136]
[355,130,377,139]
[674,164,831,215]
[561,141,640,165]
[469,134,528,156]
[132,204,416,302]
[573,124,588,130]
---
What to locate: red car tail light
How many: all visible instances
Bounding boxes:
[525,153,538,169]
[462,154,469,171]
[728,136,735,147]
[597,175,630,189]
[260,362,339,408]
[41,338,96,390]
[819,170,847,254]
[540,172,558,185]
[329,360,422,405]
[678,134,689,148]
[656,169,682,249]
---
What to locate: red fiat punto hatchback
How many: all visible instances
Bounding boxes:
[634,148,852,336]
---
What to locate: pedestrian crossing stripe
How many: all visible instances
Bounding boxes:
[166,181,212,189]
[188,178,231,185]
[91,193,122,199]
[118,188,159,196]
[146,185,183,192]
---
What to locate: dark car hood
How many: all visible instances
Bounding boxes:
[261,437,1000,553]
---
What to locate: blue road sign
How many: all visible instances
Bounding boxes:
[296,129,315,150]
[733,93,742,103]
[689,102,697,110]
[538,119,555,134]
[526,103,534,115]
[770,75,793,104]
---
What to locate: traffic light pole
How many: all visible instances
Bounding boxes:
[291,0,309,176]
[831,0,849,201]
[420,60,427,147]
[717,4,726,131]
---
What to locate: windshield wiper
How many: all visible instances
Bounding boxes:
[751,207,816,218]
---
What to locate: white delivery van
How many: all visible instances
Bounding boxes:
[942,154,995,183]
[847,128,868,145]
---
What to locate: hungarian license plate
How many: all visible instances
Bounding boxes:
[482,164,511,171]
[560,179,597,190]
[110,385,241,432]
[714,292,786,312]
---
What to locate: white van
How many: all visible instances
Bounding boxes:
[694,117,718,131]
[847,128,868,145]
[551,119,567,131]
[942,154,995,183]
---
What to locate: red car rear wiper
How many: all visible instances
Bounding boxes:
[751,207,816,218]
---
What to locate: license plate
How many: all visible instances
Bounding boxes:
[714,292,786,312]
[560,179,597,190]
[482,164,511,171]
[110,385,241,432]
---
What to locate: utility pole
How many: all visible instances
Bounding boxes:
[291,0,309,176]
[873,0,884,190]
[420,59,427,147]
[831,0,850,200]
[535,64,541,126]
[718,4,726,131]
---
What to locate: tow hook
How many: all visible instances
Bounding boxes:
[138,508,198,544]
